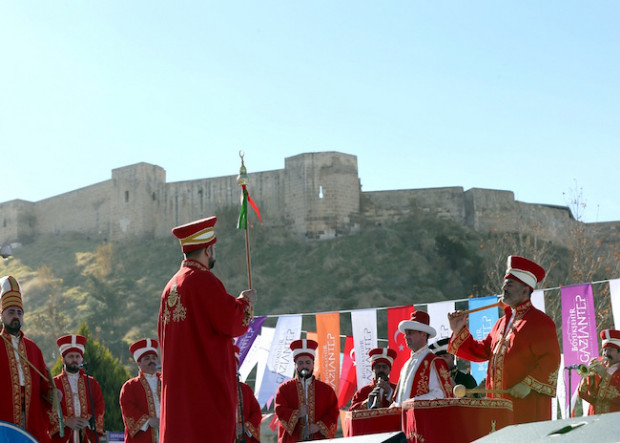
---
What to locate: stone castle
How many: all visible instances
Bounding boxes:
[1,152,617,245]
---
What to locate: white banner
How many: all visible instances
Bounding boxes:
[610,279,620,329]
[351,309,377,390]
[256,315,302,408]
[427,301,455,339]
[239,334,262,382]
[253,327,274,405]
[531,289,546,312]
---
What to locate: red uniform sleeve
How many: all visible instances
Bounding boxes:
[315,382,338,438]
[119,379,150,438]
[275,381,300,437]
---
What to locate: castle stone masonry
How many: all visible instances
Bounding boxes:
[1,152,617,245]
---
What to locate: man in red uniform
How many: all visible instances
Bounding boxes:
[349,347,398,410]
[233,345,261,442]
[275,339,338,442]
[393,311,453,405]
[50,334,105,442]
[158,216,256,442]
[119,338,161,443]
[448,255,561,424]
[578,329,620,414]
[0,275,53,442]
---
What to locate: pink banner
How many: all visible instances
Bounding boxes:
[561,284,599,413]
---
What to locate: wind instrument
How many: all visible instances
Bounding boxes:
[577,357,606,377]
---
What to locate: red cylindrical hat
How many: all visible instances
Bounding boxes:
[504,256,546,290]
[0,275,23,313]
[57,335,87,357]
[398,310,437,338]
[290,339,318,360]
[129,338,159,362]
[601,329,620,350]
[369,347,397,368]
[172,216,217,253]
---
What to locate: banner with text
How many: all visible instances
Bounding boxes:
[316,312,341,394]
[256,315,302,407]
[610,279,620,329]
[235,315,267,367]
[428,300,456,340]
[561,284,598,414]
[253,327,275,406]
[351,308,377,390]
[468,296,500,384]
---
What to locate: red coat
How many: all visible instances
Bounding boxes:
[349,380,397,410]
[237,381,261,442]
[449,300,560,424]
[119,372,161,443]
[275,377,338,442]
[49,369,105,442]
[158,259,251,442]
[578,364,620,415]
[393,349,454,403]
[0,330,53,443]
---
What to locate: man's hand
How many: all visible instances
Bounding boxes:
[65,417,90,430]
[239,289,257,306]
[298,404,308,417]
[448,311,468,334]
[509,382,531,399]
[376,378,391,392]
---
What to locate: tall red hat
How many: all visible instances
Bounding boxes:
[601,329,620,350]
[172,216,217,253]
[290,339,318,360]
[0,275,22,312]
[369,347,397,368]
[398,311,436,338]
[129,338,159,362]
[57,335,87,357]
[504,255,546,290]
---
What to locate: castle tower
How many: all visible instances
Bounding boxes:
[110,163,166,240]
[284,152,360,239]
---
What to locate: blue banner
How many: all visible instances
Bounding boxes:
[468,296,500,384]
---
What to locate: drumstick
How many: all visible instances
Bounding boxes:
[453,384,510,398]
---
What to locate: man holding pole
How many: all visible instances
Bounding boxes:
[275,339,338,442]
[158,216,256,442]
[0,275,54,442]
[448,255,561,424]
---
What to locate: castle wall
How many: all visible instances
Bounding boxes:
[33,181,112,240]
[0,200,36,243]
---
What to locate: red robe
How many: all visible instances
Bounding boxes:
[49,369,105,442]
[449,299,560,424]
[578,363,620,415]
[158,259,251,442]
[393,349,454,403]
[119,371,161,443]
[275,377,338,442]
[0,329,53,443]
[237,381,261,443]
[349,380,397,410]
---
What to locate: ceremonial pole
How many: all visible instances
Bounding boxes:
[237,151,253,289]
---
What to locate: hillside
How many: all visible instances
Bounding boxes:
[1,208,617,368]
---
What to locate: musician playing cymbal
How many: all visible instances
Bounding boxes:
[447,256,561,425]
[578,329,620,415]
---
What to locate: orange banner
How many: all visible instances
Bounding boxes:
[315,312,341,394]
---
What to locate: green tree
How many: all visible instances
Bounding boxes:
[52,322,131,432]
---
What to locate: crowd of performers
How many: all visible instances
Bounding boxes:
[2,216,620,442]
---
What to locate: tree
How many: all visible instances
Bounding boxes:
[52,322,131,432]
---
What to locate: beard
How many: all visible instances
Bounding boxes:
[208,257,216,270]
[2,319,22,335]
[65,362,80,373]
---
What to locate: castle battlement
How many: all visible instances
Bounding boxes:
[1,151,615,245]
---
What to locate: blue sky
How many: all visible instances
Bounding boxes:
[1,1,618,222]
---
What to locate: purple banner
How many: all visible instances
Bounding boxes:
[561,284,598,412]
[234,315,266,366]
